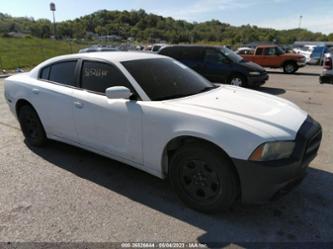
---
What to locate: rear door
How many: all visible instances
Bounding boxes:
[33,60,78,142]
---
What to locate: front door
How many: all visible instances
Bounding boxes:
[72,60,143,163]
[203,48,232,83]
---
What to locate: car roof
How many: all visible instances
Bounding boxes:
[256,44,277,48]
[162,44,224,49]
[30,52,167,78]
[56,51,165,62]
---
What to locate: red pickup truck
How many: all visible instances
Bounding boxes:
[241,45,306,74]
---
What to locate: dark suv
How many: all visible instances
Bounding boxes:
[158,45,268,87]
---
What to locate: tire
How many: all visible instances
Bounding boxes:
[283,62,298,74]
[169,143,239,213]
[18,105,47,147]
[228,74,246,87]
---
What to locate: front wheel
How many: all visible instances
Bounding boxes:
[169,143,239,213]
[283,62,298,74]
[228,74,246,87]
[18,105,47,147]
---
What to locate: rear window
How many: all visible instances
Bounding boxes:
[40,66,50,80]
[49,61,77,86]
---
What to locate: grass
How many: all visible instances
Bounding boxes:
[0,37,90,70]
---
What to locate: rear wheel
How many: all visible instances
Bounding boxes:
[169,143,239,213]
[18,105,47,147]
[283,62,298,74]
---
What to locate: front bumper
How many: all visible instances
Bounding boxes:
[297,61,306,67]
[247,73,269,87]
[232,116,322,203]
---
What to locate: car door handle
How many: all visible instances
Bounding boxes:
[32,88,39,95]
[74,101,83,109]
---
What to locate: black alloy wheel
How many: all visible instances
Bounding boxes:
[18,105,47,147]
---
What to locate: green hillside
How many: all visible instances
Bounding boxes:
[0,37,87,70]
[1,10,332,45]
[1,9,333,70]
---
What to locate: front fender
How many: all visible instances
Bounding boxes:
[141,105,267,178]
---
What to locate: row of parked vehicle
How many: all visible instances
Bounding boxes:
[158,45,268,87]
[236,45,306,74]
[79,43,322,88]
[79,44,270,88]
[293,44,333,65]
[237,43,332,66]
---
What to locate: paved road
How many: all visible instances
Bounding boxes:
[0,66,332,244]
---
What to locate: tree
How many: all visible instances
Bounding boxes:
[0,10,329,45]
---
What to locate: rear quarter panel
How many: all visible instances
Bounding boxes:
[4,73,34,117]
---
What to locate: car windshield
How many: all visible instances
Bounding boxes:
[220,47,244,63]
[122,58,216,101]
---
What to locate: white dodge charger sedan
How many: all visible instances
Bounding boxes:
[4,52,322,213]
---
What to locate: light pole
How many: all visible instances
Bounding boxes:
[298,15,303,29]
[50,2,56,38]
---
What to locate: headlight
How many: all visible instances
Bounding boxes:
[249,71,261,76]
[249,141,295,161]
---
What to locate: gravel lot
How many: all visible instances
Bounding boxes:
[0,66,332,244]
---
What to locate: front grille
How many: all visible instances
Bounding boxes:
[294,116,322,164]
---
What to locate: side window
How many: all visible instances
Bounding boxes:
[40,66,50,80]
[255,48,264,55]
[204,49,229,64]
[179,48,204,61]
[81,61,133,94]
[263,47,276,56]
[49,61,77,86]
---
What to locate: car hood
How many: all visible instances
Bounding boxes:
[240,60,266,72]
[167,85,307,140]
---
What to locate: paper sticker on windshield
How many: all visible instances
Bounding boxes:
[84,67,108,78]
[172,60,188,69]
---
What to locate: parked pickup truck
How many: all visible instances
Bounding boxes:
[241,45,306,74]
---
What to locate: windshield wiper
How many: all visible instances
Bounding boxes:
[155,86,218,101]
[155,93,194,101]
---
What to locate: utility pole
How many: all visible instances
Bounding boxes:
[298,15,303,29]
[50,2,56,39]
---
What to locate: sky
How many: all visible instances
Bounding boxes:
[1,0,332,34]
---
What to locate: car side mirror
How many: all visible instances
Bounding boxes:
[105,86,132,99]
